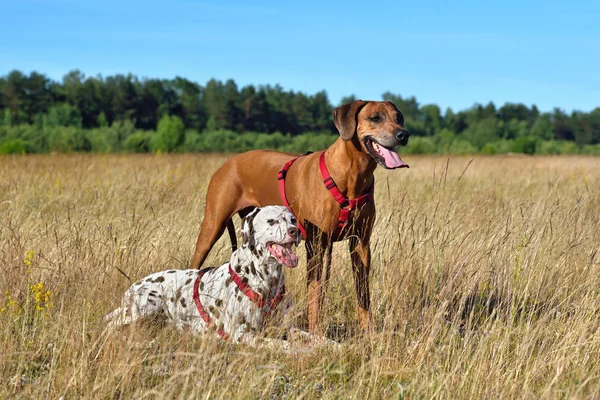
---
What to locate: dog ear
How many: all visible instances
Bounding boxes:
[333,100,368,141]
[242,208,260,249]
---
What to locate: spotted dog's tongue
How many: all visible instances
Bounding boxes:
[373,142,409,169]
[268,244,298,268]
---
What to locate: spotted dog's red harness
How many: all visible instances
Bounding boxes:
[277,151,374,239]
[192,264,286,341]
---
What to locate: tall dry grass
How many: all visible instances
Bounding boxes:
[1,153,599,398]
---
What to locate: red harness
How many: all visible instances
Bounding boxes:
[277,151,374,239]
[192,264,286,341]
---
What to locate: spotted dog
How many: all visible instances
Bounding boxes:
[105,206,304,347]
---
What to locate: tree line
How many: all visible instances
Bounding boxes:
[1,69,599,155]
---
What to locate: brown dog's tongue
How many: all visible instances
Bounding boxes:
[378,145,409,169]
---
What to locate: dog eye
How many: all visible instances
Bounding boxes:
[369,115,382,123]
[267,219,276,225]
[290,217,297,225]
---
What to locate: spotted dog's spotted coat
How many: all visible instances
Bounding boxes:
[104,206,301,345]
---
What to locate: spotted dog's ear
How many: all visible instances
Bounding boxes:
[242,208,260,250]
[333,100,368,141]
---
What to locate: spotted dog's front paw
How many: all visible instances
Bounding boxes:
[288,327,341,350]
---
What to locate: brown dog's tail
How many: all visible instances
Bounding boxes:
[227,219,237,252]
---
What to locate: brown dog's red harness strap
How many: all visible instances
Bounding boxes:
[277,152,374,238]
[193,268,230,340]
[277,157,306,238]
[319,152,374,234]
[228,264,286,320]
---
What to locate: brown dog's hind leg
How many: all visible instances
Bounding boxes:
[191,215,231,269]
[226,219,237,252]
[191,184,246,269]
[224,207,257,253]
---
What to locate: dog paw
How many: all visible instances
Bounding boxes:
[287,328,341,350]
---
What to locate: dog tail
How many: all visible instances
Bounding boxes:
[103,307,122,324]
[227,219,237,252]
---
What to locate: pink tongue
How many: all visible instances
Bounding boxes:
[378,146,409,169]
[272,245,298,268]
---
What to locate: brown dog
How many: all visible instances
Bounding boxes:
[190,100,409,333]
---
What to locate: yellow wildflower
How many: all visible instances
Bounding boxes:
[23,250,34,266]
[30,282,53,311]
[1,290,18,314]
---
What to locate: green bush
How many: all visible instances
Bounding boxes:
[151,115,185,153]
[513,136,538,155]
[0,124,48,153]
[448,139,477,155]
[581,144,600,155]
[404,118,426,136]
[86,127,121,153]
[490,139,515,154]
[0,118,595,155]
[181,130,335,154]
[233,132,262,153]
[432,129,457,154]
[253,132,288,150]
[281,133,335,153]
[47,126,90,152]
[124,132,152,153]
[537,140,561,155]
[183,131,203,152]
[405,136,436,154]
[0,138,33,154]
[480,143,499,155]
[197,130,240,152]
[556,141,579,154]
[110,120,138,142]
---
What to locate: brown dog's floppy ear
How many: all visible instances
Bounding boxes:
[333,100,368,141]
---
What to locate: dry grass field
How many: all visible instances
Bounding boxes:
[1,153,599,399]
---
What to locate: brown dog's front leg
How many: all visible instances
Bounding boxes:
[349,235,373,332]
[306,236,326,334]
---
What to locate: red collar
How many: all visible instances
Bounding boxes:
[227,264,285,311]
[193,268,229,340]
[192,264,286,340]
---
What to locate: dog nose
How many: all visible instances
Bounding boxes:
[396,129,409,144]
[288,227,299,237]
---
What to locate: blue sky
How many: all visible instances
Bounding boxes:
[1,0,598,112]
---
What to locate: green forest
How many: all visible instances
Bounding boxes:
[1,69,599,155]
